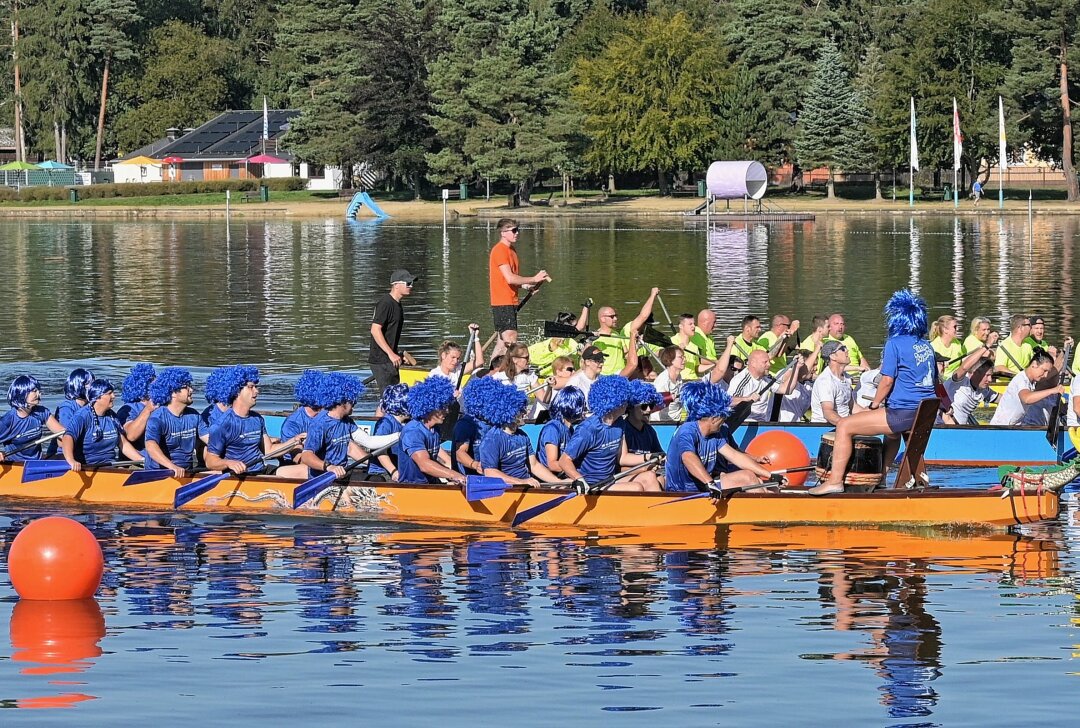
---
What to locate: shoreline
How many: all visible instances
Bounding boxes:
[0,194,1078,220]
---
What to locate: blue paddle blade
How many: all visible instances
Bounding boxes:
[465,476,509,502]
[510,491,578,527]
[649,491,710,508]
[292,470,338,509]
[173,472,232,509]
[20,459,72,483]
[123,468,176,486]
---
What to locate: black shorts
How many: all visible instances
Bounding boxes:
[492,305,518,332]
[370,358,400,392]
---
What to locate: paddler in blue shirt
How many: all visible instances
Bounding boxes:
[663,380,778,493]
[367,383,409,481]
[204,366,277,476]
[0,375,65,462]
[397,377,466,485]
[199,365,233,439]
[143,367,205,477]
[54,368,94,430]
[476,379,558,486]
[117,363,157,450]
[617,379,665,489]
[298,372,366,480]
[61,378,144,469]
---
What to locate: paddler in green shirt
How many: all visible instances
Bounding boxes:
[671,312,716,380]
[930,315,964,378]
[1024,315,1049,350]
[994,314,1035,375]
[592,287,660,376]
[731,315,767,364]
[527,302,591,376]
[962,315,992,356]
[757,314,800,374]
[822,313,869,372]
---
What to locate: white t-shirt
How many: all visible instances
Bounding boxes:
[650,369,685,422]
[492,370,545,419]
[728,369,780,422]
[776,380,813,422]
[856,368,882,407]
[944,376,998,425]
[811,368,854,423]
[989,371,1035,425]
[428,365,461,382]
[1067,376,1080,427]
[567,371,597,401]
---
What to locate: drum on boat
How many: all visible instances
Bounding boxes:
[815,431,885,488]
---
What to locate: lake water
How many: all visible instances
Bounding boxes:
[1,214,1079,720]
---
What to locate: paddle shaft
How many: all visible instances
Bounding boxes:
[1047,341,1073,445]
[726,359,797,432]
[0,429,64,459]
[656,294,676,333]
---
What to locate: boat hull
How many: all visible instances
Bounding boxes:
[0,463,1058,529]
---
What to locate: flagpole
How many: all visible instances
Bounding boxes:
[998,95,1006,209]
[909,96,917,207]
[953,98,960,209]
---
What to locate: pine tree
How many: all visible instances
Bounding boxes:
[87,0,140,168]
[794,39,871,199]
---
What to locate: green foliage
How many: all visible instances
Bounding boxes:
[795,40,872,175]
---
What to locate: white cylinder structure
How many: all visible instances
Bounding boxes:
[705,161,768,200]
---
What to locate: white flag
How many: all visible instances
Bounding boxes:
[998,96,1007,172]
[910,97,919,172]
[263,96,269,140]
[953,98,963,171]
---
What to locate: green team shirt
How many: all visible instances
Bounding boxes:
[756,330,790,374]
[731,335,766,363]
[816,335,864,374]
[995,338,1033,373]
[961,334,986,356]
[1023,336,1048,351]
[931,338,963,378]
[528,338,578,377]
[593,323,633,375]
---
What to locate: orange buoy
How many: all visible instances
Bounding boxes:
[745,430,812,486]
[7,517,104,600]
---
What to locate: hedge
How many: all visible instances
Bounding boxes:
[0,177,308,202]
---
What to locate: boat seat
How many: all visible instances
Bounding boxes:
[892,397,940,489]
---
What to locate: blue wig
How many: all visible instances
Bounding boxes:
[461,376,504,419]
[407,376,456,421]
[550,386,586,423]
[885,288,929,339]
[379,383,409,417]
[64,368,94,401]
[204,366,232,404]
[628,379,664,409]
[7,375,40,410]
[316,372,364,408]
[121,363,156,404]
[87,378,115,404]
[149,367,193,406]
[588,375,631,418]
[294,370,325,408]
[475,380,527,428]
[222,365,260,405]
[682,380,732,421]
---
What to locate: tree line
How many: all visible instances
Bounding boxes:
[3,0,1079,201]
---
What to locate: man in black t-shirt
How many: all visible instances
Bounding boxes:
[369,269,416,391]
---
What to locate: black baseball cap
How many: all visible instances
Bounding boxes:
[390,269,418,285]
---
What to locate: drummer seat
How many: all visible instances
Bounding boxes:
[891,397,940,490]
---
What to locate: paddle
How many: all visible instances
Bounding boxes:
[21,458,140,483]
[725,358,798,433]
[649,465,817,507]
[0,430,64,461]
[510,456,662,527]
[126,437,300,487]
[440,327,478,440]
[656,294,677,334]
[172,440,306,508]
[481,280,548,351]
[464,475,513,501]
[1046,341,1073,446]
[291,440,398,508]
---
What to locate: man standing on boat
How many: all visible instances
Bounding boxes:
[369,269,417,392]
[489,219,551,357]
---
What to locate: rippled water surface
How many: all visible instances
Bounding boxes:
[2,215,1080,721]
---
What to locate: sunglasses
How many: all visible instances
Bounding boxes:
[562,366,575,373]
[507,227,520,234]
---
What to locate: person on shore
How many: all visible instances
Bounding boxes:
[592,288,660,376]
[143,367,205,477]
[536,386,585,476]
[972,179,983,205]
[61,378,144,470]
[118,363,157,450]
[823,314,870,371]
[367,383,409,481]
[297,373,367,480]
[0,375,65,462]
[810,290,937,496]
[203,366,277,476]
[398,377,466,485]
[558,376,660,493]
[369,269,417,391]
[476,380,558,486]
[963,316,993,357]
[54,368,94,431]
[989,349,1064,426]
[930,315,963,379]
[651,346,686,422]
[428,324,484,389]
[663,380,780,493]
[758,314,800,374]
[731,315,765,364]
[994,315,1034,375]
[489,219,550,357]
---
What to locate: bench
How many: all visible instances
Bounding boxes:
[238,191,261,203]
[671,184,699,197]
[337,189,359,198]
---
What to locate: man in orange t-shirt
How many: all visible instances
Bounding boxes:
[489,218,550,355]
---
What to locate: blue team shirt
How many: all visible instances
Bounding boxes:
[66,405,125,465]
[617,418,662,456]
[54,399,82,430]
[881,335,937,411]
[281,406,318,441]
[563,416,624,483]
[368,415,404,476]
[451,414,489,475]
[477,427,533,479]
[536,419,571,468]
[0,406,52,461]
[664,421,729,492]
[143,406,204,470]
[398,419,442,484]
[200,404,229,435]
[303,411,358,469]
[206,409,268,474]
[117,401,148,448]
